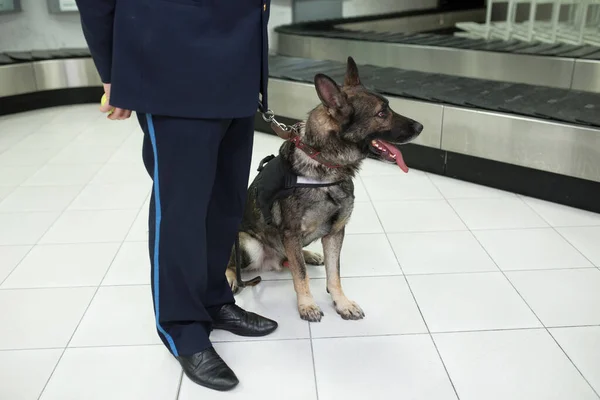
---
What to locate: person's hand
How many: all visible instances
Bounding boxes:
[100,83,132,120]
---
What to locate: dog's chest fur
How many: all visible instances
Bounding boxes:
[241,134,361,253]
[283,181,355,246]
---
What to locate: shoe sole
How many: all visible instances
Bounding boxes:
[182,369,239,392]
[212,324,278,337]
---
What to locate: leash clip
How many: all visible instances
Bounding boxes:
[262,108,296,140]
[261,109,276,123]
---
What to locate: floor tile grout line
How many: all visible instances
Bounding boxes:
[0,119,50,158]
[308,323,320,400]
[0,180,94,287]
[365,175,462,400]
[0,240,131,247]
[0,204,145,216]
[2,222,600,245]
[0,148,129,287]
[174,370,184,400]
[519,199,599,268]
[3,260,598,291]
[384,230,462,400]
[241,265,595,282]
[2,114,105,189]
[516,198,600,398]
[445,197,550,326]
[546,329,600,399]
[5,324,600,353]
[445,196,600,399]
[35,191,148,400]
[0,185,18,203]
[0,244,35,288]
[422,171,446,200]
[4,123,599,395]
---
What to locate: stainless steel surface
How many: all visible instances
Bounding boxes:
[338,9,485,34]
[47,0,78,13]
[268,79,444,149]
[2,57,599,182]
[278,33,578,90]
[571,59,600,93]
[387,97,443,149]
[293,0,342,23]
[269,79,600,182]
[0,59,101,98]
[0,0,21,13]
[0,64,36,97]
[33,59,102,91]
[269,79,319,120]
[442,106,600,182]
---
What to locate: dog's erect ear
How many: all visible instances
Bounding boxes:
[314,74,347,110]
[344,57,361,87]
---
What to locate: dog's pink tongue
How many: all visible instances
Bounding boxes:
[381,141,409,173]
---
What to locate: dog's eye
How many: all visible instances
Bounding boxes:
[376,110,387,118]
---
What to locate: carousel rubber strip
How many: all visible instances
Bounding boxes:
[268,55,600,128]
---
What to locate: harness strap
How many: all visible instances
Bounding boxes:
[296,176,340,186]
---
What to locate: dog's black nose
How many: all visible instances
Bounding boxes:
[412,122,424,134]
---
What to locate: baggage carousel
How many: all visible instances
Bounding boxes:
[276,6,600,92]
[0,4,599,213]
[258,54,600,213]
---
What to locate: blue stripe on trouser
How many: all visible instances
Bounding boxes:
[146,114,179,356]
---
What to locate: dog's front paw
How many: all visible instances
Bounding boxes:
[298,302,324,322]
[303,250,324,266]
[335,300,365,320]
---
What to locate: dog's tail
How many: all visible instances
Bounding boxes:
[234,233,262,290]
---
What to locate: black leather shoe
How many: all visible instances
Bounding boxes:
[177,347,238,391]
[212,304,278,337]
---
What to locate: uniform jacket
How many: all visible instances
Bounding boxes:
[75,0,271,119]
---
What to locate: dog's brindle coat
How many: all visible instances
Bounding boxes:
[226,57,423,322]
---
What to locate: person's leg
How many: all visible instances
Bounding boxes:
[136,113,276,392]
[201,116,278,337]
[204,116,255,312]
[137,112,228,357]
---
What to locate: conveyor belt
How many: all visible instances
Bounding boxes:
[0,50,598,211]
[275,7,600,92]
[279,27,600,59]
[264,54,600,212]
[1,48,92,63]
[0,48,101,98]
[265,54,600,193]
[269,55,600,129]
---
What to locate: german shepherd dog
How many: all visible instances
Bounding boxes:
[226,57,423,322]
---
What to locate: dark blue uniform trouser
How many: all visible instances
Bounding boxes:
[136,113,255,356]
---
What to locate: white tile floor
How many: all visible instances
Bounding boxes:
[1,104,600,400]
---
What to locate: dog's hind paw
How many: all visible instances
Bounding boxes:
[298,303,324,322]
[335,300,365,320]
[225,269,240,295]
[303,250,324,266]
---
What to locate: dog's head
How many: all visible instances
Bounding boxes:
[305,57,423,173]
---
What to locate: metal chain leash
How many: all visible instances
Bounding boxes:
[261,108,295,135]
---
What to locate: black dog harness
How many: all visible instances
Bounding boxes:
[254,154,343,224]
[233,108,341,290]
